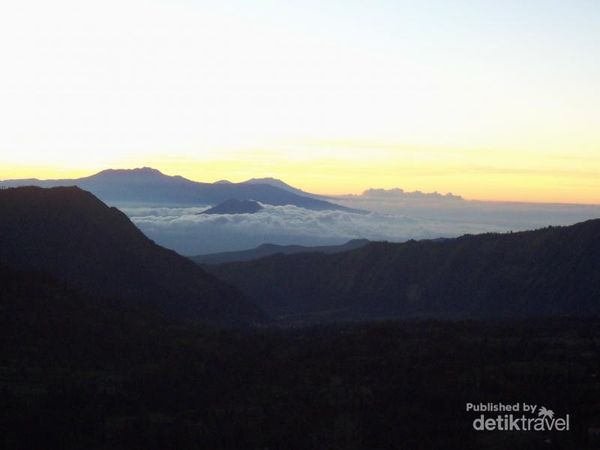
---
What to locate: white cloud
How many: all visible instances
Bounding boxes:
[120,203,508,255]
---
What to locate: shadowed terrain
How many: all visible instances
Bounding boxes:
[1,186,600,449]
[192,239,370,265]
[0,186,265,323]
[207,220,600,321]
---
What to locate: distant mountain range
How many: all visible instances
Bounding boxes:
[207,220,600,322]
[192,239,370,265]
[0,186,265,324]
[241,177,329,199]
[199,199,264,215]
[0,167,358,212]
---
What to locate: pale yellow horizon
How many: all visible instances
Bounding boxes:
[1,143,599,206]
[1,1,599,205]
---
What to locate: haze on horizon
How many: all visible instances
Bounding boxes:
[1,0,599,204]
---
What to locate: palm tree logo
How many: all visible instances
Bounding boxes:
[538,406,554,420]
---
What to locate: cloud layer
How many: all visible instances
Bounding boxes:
[121,204,509,255]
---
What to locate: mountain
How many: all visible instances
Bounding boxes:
[206,220,600,321]
[1,167,358,212]
[241,177,328,199]
[0,186,265,324]
[192,239,370,265]
[199,198,264,215]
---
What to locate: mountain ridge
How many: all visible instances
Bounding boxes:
[1,167,358,212]
[0,186,266,324]
[192,239,370,265]
[241,177,329,199]
[206,219,600,322]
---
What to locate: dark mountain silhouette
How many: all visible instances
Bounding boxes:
[207,220,600,321]
[0,186,265,323]
[199,198,264,215]
[192,239,370,265]
[241,177,329,199]
[1,167,358,211]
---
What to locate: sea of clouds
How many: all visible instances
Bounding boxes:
[119,204,515,255]
[118,197,600,256]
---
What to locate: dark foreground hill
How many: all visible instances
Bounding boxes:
[207,219,600,321]
[0,262,172,365]
[0,186,265,324]
[192,239,370,265]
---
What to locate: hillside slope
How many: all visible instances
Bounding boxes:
[0,186,265,324]
[192,239,370,265]
[207,220,600,321]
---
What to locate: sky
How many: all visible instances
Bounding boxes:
[0,0,599,203]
